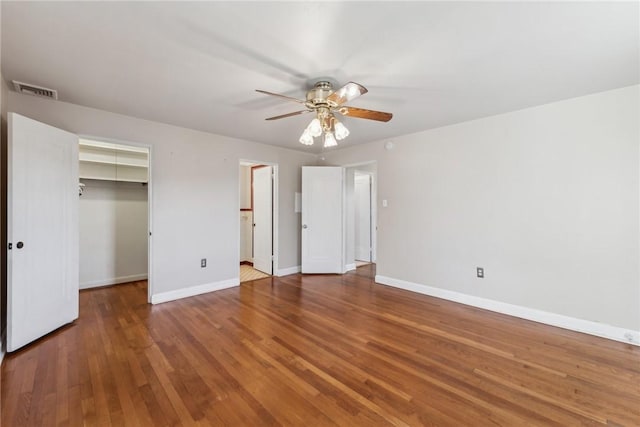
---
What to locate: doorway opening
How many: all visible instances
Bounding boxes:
[345,163,377,271]
[354,171,373,267]
[78,138,152,300]
[239,160,278,282]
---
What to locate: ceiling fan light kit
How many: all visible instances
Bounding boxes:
[299,128,314,145]
[307,118,322,137]
[334,121,349,140]
[257,80,393,148]
[324,132,338,148]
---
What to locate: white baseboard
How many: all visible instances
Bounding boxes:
[80,274,148,289]
[276,265,301,277]
[375,275,640,346]
[345,263,356,272]
[151,277,240,304]
[151,278,239,304]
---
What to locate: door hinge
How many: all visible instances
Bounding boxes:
[8,243,12,250]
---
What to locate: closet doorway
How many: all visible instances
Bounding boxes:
[78,138,151,298]
[239,160,278,282]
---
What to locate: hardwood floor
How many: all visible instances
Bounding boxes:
[2,265,639,426]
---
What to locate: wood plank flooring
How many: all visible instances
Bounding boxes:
[2,265,639,426]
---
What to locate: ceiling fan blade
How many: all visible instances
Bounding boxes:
[265,110,312,121]
[338,106,393,122]
[327,82,368,106]
[256,89,305,104]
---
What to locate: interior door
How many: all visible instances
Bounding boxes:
[354,173,372,262]
[7,113,79,352]
[301,166,343,273]
[252,166,272,274]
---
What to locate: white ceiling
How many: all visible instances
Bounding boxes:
[2,2,638,153]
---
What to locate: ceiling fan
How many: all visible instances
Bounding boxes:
[256,81,393,148]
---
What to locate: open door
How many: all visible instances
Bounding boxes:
[252,166,272,274]
[301,166,343,273]
[7,113,79,352]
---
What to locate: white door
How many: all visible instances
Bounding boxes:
[354,173,372,262]
[252,166,272,274]
[301,167,343,273]
[7,113,79,352]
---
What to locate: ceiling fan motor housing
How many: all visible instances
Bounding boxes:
[306,81,336,108]
[257,80,392,124]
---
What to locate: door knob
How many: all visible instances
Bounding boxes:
[16,241,24,249]
[302,224,308,229]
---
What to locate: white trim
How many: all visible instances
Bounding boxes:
[345,263,356,271]
[151,278,239,304]
[0,329,6,365]
[342,167,347,274]
[276,265,301,277]
[147,144,154,304]
[375,275,640,346]
[80,274,148,289]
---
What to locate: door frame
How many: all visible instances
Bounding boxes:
[239,159,279,276]
[78,134,154,303]
[343,161,377,267]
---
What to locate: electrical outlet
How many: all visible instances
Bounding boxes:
[201,258,207,268]
[476,267,484,278]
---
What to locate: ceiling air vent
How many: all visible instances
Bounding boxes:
[12,80,58,100]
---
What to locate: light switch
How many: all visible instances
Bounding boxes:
[382,199,388,208]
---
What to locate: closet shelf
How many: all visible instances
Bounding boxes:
[79,175,147,183]
[79,138,149,183]
[79,158,147,168]
[79,139,148,154]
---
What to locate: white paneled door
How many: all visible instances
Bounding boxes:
[252,166,273,275]
[7,113,79,352]
[301,167,344,274]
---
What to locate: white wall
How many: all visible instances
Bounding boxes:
[79,179,148,288]
[7,92,316,302]
[322,85,640,337]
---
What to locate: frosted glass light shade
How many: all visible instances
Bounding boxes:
[307,118,322,137]
[324,132,338,148]
[334,121,349,140]
[299,129,314,145]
